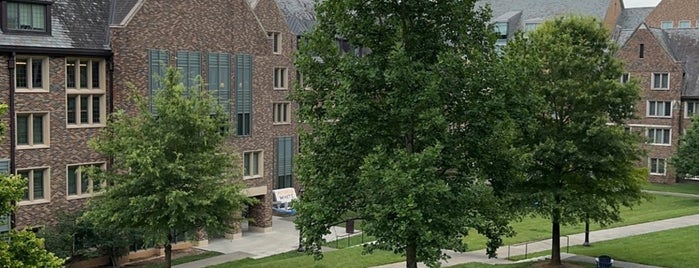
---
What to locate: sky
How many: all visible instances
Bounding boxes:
[624,0,662,8]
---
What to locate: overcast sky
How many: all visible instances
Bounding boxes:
[624,0,662,7]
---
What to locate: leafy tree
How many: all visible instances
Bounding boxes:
[294,1,519,267]
[672,114,699,178]
[83,68,253,268]
[0,103,64,268]
[502,16,648,265]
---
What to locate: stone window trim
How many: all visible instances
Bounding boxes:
[649,158,666,175]
[17,166,50,206]
[646,128,671,146]
[0,1,52,35]
[66,94,106,128]
[647,100,673,118]
[65,58,106,91]
[243,150,263,179]
[66,162,106,200]
[268,32,281,54]
[14,55,49,92]
[272,102,291,125]
[661,21,673,29]
[678,20,691,29]
[620,73,630,84]
[16,111,49,149]
[685,101,699,118]
[273,67,288,90]
[651,73,669,90]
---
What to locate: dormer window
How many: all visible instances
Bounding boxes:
[495,22,508,40]
[2,1,50,34]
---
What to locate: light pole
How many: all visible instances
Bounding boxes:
[583,214,590,247]
[297,188,305,252]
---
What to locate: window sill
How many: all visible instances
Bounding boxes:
[649,143,672,146]
[244,175,263,180]
[273,52,282,55]
[15,89,50,93]
[67,124,106,129]
[273,88,288,91]
[650,173,667,176]
[18,199,50,206]
[646,116,672,119]
[17,145,50,150]
[66,89,107,94]
[650,88,670,91]
[273,122,291,125]
[67,195,93,200]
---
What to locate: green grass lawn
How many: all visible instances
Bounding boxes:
[134,251,223,268]
[450,261,595,268]
[209,247,404,268]
[509,225,699,268]
[643,182,699,195]
[462,194,699,251]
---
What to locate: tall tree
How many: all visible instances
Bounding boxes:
[0,103,64,268]
[502,16,648,265]
[83,68,252,268]
[294,1,518,267]
[672,114,699,178]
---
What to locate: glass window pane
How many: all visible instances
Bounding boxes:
[16,59,28,88]
[19,3,31,29]
[243,153,250,176]
[237,113,244,136]
[80,96,89,123]
[649,102,656,116]
[7,3,19,29]
[17,115,29,145]
[33,115,43,144]
[79,61,88,88]
[662,74,668,87]
[664,102,671,116]
[32,59,43,88]
[66,60,76,88]
[19,171,29,200]
[93,95,101,123]
[253,152,259,175]
[80,167,89,194]
[664,130,670,144]
[33,170,44,200]
[67,96,76,124]
[68,166,77,195]
[92,61,101,88]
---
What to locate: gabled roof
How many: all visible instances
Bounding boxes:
[476,0,610,25]
[0,0,112,53]
[111,0,141,26]
[649,27,677,62]
[275,0,316,36]
[664,29,699,97]
[616,7,654,30]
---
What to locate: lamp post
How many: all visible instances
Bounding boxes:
[583,214,590,247]
[297,188,305,252]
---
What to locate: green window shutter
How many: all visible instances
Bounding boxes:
[0,159,9,174]
[176,51,201,90]
[235,54,253,136]
[149,49,170,112]
[208,53,231,114]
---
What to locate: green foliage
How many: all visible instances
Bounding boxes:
[83,67,253,267]
[502,16,648,264]
[0,174,25,216]
[293,0,517,267]
[672,114,699,178]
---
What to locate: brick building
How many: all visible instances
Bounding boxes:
[1,0,301,239]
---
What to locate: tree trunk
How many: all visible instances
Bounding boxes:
[406,243,418,268]
[551,208,562,265]
[165,232,173,268]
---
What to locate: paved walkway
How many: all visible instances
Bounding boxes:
[643,189,699,198]
[175,191,699,268]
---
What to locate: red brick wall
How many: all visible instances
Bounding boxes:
[645,0,699,29]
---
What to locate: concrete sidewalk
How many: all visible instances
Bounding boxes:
[373,213,699,268]
[173,216,358,268]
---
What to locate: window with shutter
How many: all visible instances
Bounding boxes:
[235,55,253,136]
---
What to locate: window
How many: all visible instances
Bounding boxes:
[649,158,666,175]
[647,128,670,145]
[243,151,263,178]
[273,103,290,124]
[679,20,691,28]
[661,21,673,29]
[236,54,253,136]
[639,44,644,58]
[5,2,48,32]
[620,73,630,84]
[176,51,201,89]
[149,50,170,112]
[648,101,672,117]
[686,101,699,118]
[269,32,281,54]
[276,137,294,189]
[15,56,48,91]
[208,53,231,114]
[67,163,104,198]
[17,168,49,203]
[16,113,48,148]
[66,59,104,90]
[67,95,104,126]
[494,22,508,40]
[652,73,669,89]
[525,23,539,32]
[274,68,287,89]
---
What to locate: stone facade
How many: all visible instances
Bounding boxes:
[110,0,298,232]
